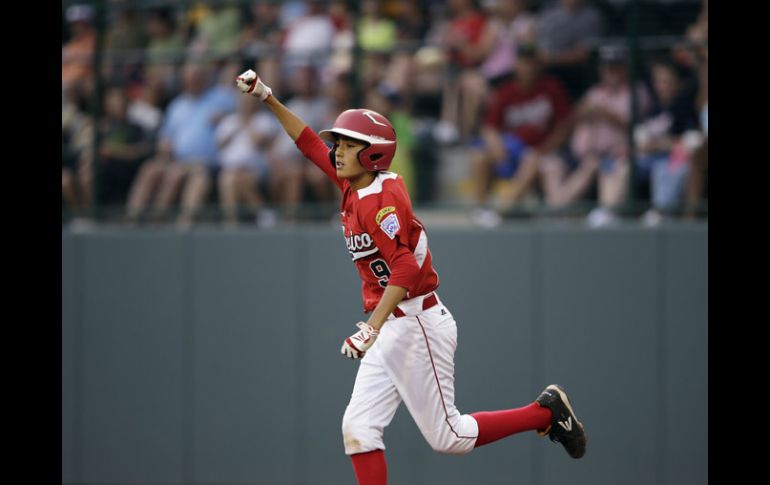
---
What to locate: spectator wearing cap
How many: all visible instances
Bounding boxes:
[62,4,96,91]
[540,45,651,226]
[470,43,572,225]
[535,0,604,102]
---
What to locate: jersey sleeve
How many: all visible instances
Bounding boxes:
[295,126,343,191]
[362,193,420,292]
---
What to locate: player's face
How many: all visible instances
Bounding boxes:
[334,137,369,180]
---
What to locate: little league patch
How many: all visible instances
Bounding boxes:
[379,213,400,239]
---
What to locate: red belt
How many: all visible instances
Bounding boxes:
[392,293,438,318]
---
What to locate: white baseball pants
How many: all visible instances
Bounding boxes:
[341,293,479,455]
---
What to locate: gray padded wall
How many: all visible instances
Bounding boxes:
[80,234,186,483]
[62,233,76,483]
[62,224,707,485]
[540,229,659,485]
[190,231,301,484]
[664,228,708,485]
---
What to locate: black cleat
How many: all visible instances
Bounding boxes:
[536,384,587,459]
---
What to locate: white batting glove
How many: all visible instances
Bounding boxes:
[235,69,272,101]
[341,322,380,359]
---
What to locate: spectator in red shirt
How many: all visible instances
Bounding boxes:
[470,43,571,225]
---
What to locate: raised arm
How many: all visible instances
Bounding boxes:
[263,95,307,141]
[236,69,306,140]
[236,69,342,190]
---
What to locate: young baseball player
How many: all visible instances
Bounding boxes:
[236,69,587,484]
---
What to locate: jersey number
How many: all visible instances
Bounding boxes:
[369,259,391,288]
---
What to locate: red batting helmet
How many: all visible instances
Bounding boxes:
[319,109,397,172]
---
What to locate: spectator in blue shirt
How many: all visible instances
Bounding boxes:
[125,62,235,227]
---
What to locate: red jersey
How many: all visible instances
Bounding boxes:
[483,76,571,148]
[295,127,439,312]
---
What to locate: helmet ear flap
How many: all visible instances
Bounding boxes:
[356,142,377,171]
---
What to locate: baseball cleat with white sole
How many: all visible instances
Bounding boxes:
[536,384,587,459]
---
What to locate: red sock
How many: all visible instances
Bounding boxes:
[350,449,387,485]
[471,402,553,447]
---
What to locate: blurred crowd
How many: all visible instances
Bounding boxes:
[62,0,708,228]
